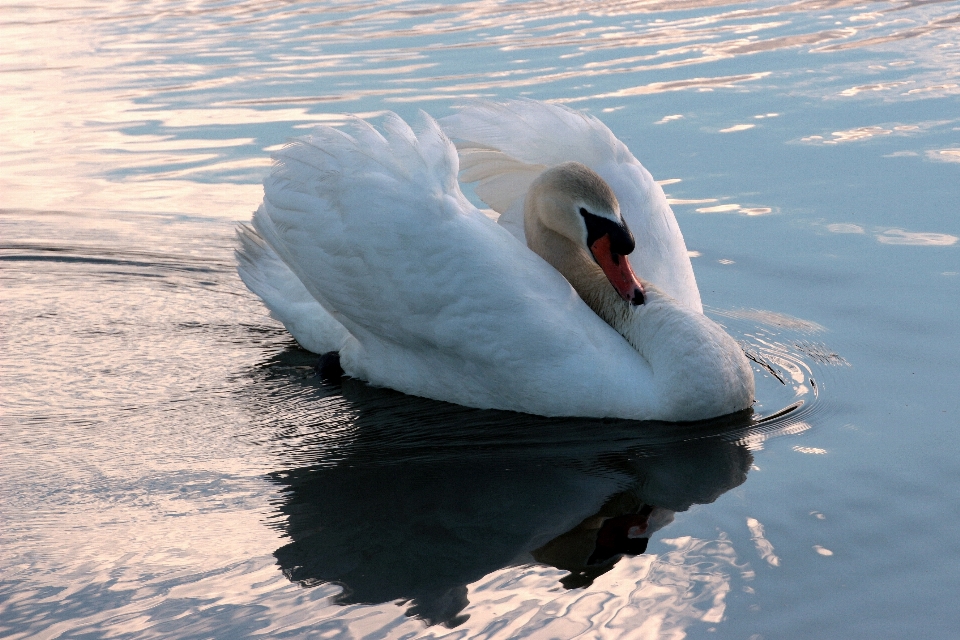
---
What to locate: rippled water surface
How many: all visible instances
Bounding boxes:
[2,1,959,638]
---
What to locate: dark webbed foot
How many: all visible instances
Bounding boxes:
[315,351,343,384]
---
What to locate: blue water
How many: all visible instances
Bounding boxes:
[2,1,959,638]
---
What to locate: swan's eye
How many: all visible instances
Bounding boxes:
[580,208,636,256]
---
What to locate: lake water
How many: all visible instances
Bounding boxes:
[2,1,959,638]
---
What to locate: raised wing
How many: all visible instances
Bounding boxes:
[440,100,702,313]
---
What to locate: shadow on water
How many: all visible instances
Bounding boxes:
[247,344,811,627]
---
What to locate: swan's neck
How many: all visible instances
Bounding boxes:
[526,216,755,419]
[525,218,638,344]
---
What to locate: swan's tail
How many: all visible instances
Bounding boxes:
[236,220,348,354]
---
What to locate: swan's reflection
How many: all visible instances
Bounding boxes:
[255,346,755,626]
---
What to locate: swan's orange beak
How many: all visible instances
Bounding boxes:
[590,235,645,305]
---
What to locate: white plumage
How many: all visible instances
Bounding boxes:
[237,101,753,421]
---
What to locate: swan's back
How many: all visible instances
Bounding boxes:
[440,100,702,314]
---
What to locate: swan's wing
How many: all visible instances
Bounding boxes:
[252,112,658,417]
[440,99,702,313]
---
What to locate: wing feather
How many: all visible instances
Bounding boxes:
[441,99,702,313]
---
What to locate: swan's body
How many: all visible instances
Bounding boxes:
[237,101,754,421]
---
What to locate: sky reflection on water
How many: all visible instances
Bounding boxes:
[2,0,959,638]
[3,0,959,216]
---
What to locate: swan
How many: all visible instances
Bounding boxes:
[237,101,754,421]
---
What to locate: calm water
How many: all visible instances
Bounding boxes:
[2,1,959,638]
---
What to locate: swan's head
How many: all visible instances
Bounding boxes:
[524,162,645,305]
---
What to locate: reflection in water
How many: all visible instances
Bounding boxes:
[255,349,755,625]
[0,204,847,637]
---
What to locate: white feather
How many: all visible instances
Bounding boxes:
[237,105,750,420]
[236,223,349,354]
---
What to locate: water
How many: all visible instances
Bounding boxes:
[2,1,958,637]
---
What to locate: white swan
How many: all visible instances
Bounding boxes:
[237,101,754,421]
